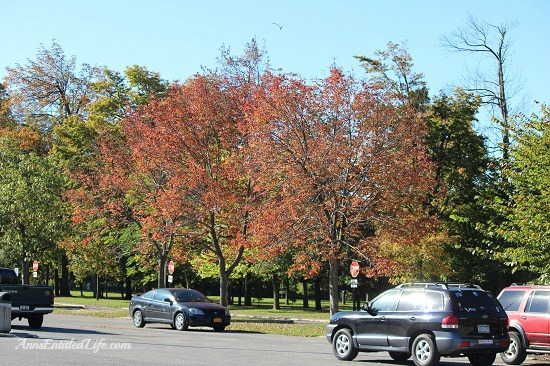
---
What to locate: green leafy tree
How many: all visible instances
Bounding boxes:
[496,106,550,281]
[0,136,68,283]
[355,41,429,110]
[4,41,100,146]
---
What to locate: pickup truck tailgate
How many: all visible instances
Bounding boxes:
[0,285,54,313]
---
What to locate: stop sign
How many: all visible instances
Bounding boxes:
[33,261,39,271]
[350,260,360,278]
[168,260,175,275]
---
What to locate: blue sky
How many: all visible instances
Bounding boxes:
[1,0,548,118]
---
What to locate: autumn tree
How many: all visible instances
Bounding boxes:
[249,68,437,315]
[61,65,169,296]
[84,74,251,304]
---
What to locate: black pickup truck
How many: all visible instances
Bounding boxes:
[0,267,54,329]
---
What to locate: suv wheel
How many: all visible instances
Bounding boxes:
[412,334,440,366]
[332,328,358,361]
[501,332,527,365]
[467,352,496,366]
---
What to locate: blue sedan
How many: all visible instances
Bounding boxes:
[129,288,231,332]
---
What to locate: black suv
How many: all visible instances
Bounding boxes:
[326,283,509,366]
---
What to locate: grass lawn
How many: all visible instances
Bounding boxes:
[53,290,356,337]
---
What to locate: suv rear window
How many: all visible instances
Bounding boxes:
[451,290,503,315]
[525,291,550,313]
[498,290,526,311]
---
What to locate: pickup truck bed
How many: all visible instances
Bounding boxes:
[0,268,54,329]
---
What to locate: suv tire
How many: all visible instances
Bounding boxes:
[467,352,496,366]
[500,332,527,365]
[332,328,358,361]
[412,334,440,366]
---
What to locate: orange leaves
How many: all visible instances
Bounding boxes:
[247,67,437,273]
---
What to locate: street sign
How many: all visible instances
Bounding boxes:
[168,275,173,284]
[168,260,175,275]
[350,260,360,278]
[350,279,358,288]
[33,261,39,272]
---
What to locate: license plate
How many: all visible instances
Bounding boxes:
[478,339,493,344]
[213,318,222,323]
[477,324,490,333]
[19,305,30,310]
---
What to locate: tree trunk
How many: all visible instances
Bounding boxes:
[238,279,243,306]
[329,257,340,315]
[285,277,290,305]
[158,255,167,289]
[125,276,132,299]
[272,274,280,310]
[302,280,309,309]
[244,273,252,306]
[54,269,60,296]
[60,252,71,296]
[219,258,229,307]
[314,276,322,311]
[95,274,101,300]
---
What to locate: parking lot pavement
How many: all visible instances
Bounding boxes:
[1,314,548,366]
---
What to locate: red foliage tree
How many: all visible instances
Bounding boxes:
[248,68,437,315]
[80,75,252,304]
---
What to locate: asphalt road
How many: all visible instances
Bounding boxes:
[1,314,547,366]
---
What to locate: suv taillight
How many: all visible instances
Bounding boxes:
[442,315,459,329]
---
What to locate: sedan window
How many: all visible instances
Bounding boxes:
[154,289,172,302]
[172,290,210,303]
[141,290,155,300]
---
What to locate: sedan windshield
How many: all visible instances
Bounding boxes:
[171,290,210,303]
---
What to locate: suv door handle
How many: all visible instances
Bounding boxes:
[410,317,416,321]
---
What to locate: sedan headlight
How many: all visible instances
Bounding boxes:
[189,308,205,316]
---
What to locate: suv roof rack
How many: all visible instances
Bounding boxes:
[397,282,482,290]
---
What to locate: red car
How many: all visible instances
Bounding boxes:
[497,284,550,364]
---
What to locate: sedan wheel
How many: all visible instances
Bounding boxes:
[133,310,145,328]
[174,312,188,331]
